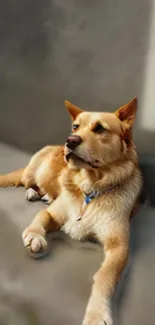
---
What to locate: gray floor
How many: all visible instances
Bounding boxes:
[0,142,155,325]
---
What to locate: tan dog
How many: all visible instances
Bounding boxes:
[0,98,142,325]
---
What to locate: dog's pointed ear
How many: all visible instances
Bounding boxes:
[114,97,138,128]
[64,100,83,120]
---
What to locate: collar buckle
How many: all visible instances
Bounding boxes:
[84,190,97,205]
[84,184,119,205]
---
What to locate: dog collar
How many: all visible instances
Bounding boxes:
[84,184,120,205]
[76,184,120,221]
[84,191,97,204]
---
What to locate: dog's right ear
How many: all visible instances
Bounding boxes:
[114,97,138,128]
[64,100,83,120]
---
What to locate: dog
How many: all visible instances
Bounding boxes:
[0,98,142,325]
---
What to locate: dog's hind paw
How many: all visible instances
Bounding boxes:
[25,188,40,201]
[41,194,53,205]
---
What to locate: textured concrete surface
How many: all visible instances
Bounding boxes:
[0,0,154,154]
[0,142,155,325]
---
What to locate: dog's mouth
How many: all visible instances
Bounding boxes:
[65,152,99,169]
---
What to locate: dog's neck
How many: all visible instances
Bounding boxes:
[75,147,138,195]
[63,146,139,197]
[83,183,120,205]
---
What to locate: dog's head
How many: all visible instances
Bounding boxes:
[64,98,137,170]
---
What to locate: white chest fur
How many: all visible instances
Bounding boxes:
[61,196,117,241]
[60,177,140,241]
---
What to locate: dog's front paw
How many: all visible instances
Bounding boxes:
[82,300,112,325]
[22,227,48,255]
[83,314,112,325]
[83,312,112,325]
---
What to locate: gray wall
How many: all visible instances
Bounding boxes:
[0,0,153,154]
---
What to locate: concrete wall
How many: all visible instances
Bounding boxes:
[0,0,154,154]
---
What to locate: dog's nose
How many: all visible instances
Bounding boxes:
[66,135,82,150]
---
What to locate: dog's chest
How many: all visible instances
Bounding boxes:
[60,199,89,240]
[60,197,114,241]
[61,217,87,240]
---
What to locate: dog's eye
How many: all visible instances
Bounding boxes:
[93,123,105,134]
[72,124,79,131]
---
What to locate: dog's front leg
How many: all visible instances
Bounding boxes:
[82,227,129,325]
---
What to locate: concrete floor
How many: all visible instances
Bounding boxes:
[0,142,155,325]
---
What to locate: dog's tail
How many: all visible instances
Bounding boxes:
[0,168,24,187]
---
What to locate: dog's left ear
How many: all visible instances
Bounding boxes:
[64,100,83,120]
[114,97,138,128]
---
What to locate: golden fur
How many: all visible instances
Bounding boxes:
[0,98,142,325]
